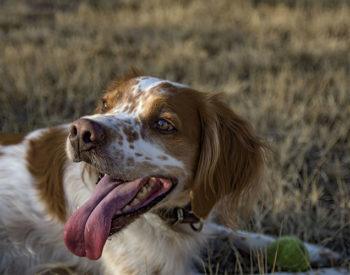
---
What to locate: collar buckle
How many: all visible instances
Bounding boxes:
[175,208,184,224]
[172,206,203,232]
[157,204,203,232]
[190,221,203,232]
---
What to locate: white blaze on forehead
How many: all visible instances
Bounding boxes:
[133,76,188,94]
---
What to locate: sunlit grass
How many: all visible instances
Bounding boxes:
[0,0,349,273]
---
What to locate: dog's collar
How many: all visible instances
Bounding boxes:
[157,203,203,232]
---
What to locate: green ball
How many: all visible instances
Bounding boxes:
[267,236,310,272]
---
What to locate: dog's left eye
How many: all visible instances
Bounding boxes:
[154,119,176,133]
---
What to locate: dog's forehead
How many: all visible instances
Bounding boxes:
[131,76,188,94]
[105,76,189,116]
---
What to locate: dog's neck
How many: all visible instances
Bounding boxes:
[102,213,205,275]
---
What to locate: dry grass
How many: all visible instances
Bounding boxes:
[0,0,349,273]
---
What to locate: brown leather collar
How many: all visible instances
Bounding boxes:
[157,203,203,232]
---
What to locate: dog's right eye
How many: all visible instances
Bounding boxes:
[154,119,176,134]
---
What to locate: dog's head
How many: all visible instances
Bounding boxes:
[64,72,265,260]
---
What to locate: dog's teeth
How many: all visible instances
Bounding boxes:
[141,186,149,193]
[149,177,157,185]
[135,189,148,200]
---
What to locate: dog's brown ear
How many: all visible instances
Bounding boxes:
[190,94,265,223]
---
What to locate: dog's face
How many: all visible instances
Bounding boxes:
[64,74,264,260]
[68,76,201,201]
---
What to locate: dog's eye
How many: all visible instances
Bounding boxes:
[154,119,176,133]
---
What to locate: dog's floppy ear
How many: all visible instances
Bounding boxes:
[190,93,265,223]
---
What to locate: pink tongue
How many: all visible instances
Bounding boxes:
[64,176,142,260]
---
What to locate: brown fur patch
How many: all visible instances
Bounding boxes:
[137,89,202,174]
[96,68,142,114]
[0,133,25,145]
[26,128,68,222]
[191,93,266,224]
[105,68,142,95]
[123,125,139,142]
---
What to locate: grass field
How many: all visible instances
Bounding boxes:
[0,0,349,273]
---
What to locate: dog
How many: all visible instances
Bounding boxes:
[0,72,264,274]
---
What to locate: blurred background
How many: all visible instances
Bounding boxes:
[0,0,349,273]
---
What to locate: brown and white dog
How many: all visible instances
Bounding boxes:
[0,72,264,274]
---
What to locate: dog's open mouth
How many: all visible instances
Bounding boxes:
[64,174,175,260]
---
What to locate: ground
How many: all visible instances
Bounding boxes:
[0,0,349,273]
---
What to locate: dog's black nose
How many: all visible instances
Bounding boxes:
[69,118,105,154]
